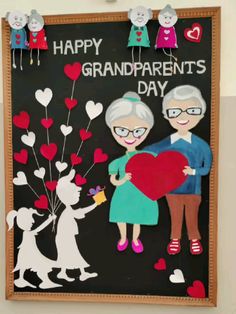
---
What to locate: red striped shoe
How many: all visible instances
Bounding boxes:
[167,239,181,255]
[190,240,203,255]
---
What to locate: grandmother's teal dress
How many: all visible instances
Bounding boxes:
[108,151,159,225]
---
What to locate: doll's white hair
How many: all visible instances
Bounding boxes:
[162,85,207,117]
[159,4,177,17]
[105,91,154,128]
[29,9,44,26]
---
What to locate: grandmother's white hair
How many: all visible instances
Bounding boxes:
[105,91,154,128]
[159,4,177,17]
[162,85,207,117]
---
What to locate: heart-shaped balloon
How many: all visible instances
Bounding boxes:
[64,98,78,110]
[55,161,68,173]
[75,174,87,186]
[21,131,35,147]
[35,88,53,107]
[34,195,48,210]
[41,118,54,129]
[45,180,58,191]
[126,151,188,201]
[79,129,92,141]
[13,111,30,129]
[40,143,57,161]
[34,167,46,179]
[70,153,82,166]
[14,149,28,164]
[94,148,108,164]
[60,124,73,136]
[85,100,103,120]
[64,62,82,81]
[13,171,27,186]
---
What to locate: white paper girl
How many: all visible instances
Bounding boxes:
[6,207,61,289]
[55,169,101,282]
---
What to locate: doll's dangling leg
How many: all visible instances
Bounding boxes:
[12,49,16,69]
[138,46,142,63]
[38,270,62,289]
[20,49,23,71]
[14,269,36,288]
[57,268,75,282]
[131,224,143,253]
[30,49,33,65]
[37,48,40,66]
[79,268,98,282]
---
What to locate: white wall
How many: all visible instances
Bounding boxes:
[0,1,236,313]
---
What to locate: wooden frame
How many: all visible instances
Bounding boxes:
[2,7,220,306]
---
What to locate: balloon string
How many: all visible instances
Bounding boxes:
[83,163,95,178]
[27,184,52,215]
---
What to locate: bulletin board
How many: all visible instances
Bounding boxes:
[2,7,220,306]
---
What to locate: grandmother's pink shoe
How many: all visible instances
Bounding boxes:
[132,239,144,254]
[117,239,128,252]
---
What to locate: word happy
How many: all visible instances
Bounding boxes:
[53,38,103,56]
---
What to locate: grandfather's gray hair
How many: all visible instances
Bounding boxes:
[162,85,207,117]
[105,91,154,128]
[159,4,177,17]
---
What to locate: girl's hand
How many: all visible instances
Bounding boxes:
[124,172,132,181]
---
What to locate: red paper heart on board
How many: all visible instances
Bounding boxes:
[125,151,188,201]
[14,149,28,164]
[136,31,142,36]
[184,23,203,43]
[154,258,166,271]
[13,111,30,129]
[70,153,82,166]
[64,98,78,110]
[34,195,48,209]
[64,62,82,81]
[16,34,21,39]
[187,280,206,298]
[94,148,108,164]
[40,143,57,161]
[41,118,54,129]
[75,174,87,186]
[79,129,92,141]
[45,180,58,191]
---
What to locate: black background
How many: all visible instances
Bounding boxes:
[12,16,211,296]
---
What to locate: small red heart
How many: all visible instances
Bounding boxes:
[34,195,48,210]
[13,111,30,129]
[187,280,206,298]
[75,174,87,186]
[154,258,166,271]
[126,151,188,201]
[70,153,82,166]
[184,23,203,43]
[41,118,53,129]
[16,40,20,45]
[14,149,28,164]
[136,38,141,42]
[40,143,57,161]
[64,98,78,110]
[79,129,92,141]
[64,62,82,81]
[16,34,21,39]
[94,148,108,164]
[136,31,142,36]
[45,180,58,191]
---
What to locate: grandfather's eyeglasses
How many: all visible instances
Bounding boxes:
[166,107,202,119]
[113,126,147,138]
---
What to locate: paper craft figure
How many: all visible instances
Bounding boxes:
[155,4,178,63]
[28,9,48,66]
[145,85,212,255]
[6,207,61,289]
[127,6,152,64]
[105,91,158,254]
[6,11,28,70]
[55,170,105,282]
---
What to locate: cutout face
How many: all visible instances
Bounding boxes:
[7,11,27,30]
[28,18,43,32]
[129,6,152,28]
[158,11,177,28]
[165,98,203,132]
[111,115,151,150]
[17,211,35,231]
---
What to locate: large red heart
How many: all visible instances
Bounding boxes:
[187,280,206,298]
[41,118,53,129]
[64,98,78,110]
[70,153,82,166]
[14,149,28,164]
[126,151,188,201]
[154,258,166,271]
[40,143,57,161]
[94,148,108,164]
[75,174,87,186]
[13,111,30,129]
[34,195,48,210]
[184,23,203,43]
[45,180,58,191]
[79,128,92,141]
[64,62,82,81]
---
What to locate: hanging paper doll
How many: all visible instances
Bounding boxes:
[127,6,152,64]
[155,4,178,62]
[28,9,48,66]
[6,11,28,70]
